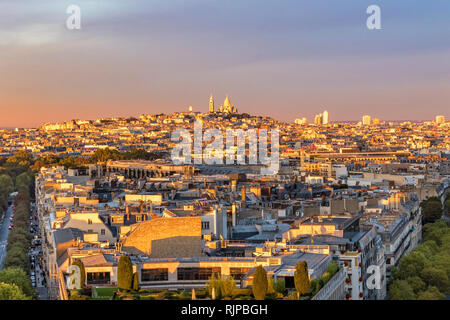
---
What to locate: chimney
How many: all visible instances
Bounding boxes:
[231,203,237,227]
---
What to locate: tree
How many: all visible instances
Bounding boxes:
[15,172,31,193]
[294,261,310,298]
[326,262,339,276]
[132,272,139,291]
[273,278,286,295]
[421,198,442,225]
[222,276,236,298]
[421,267,449,293]
[417,286,445,300]
[117,255,133,291]
[72,259,86,288]
[0,268,33,298]
[390,219,450,300]
[394,251,430,280]
[0,282,30,300]
[4,244,29,271]
[206,273,221,299]
[0,174,14,196]
[252,266,268,300]
[389,280,416,300]
[405,276,426,295]
[267,277,275,295]
[5,150,33,170]
[309,279,322,296]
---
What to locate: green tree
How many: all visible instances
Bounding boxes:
[325,262,339,276]
[294,261,310,298]
[252,266,268,300]
[389,280,416,300]
[405,276,426,295]
[273,278,286,295]
[421,198,442,225]
[72,259,86,288]
[267,277,275,295]
[5,151,33,170]
[0,268,33,298]
[132,272,139,291]
[417,286,446,300]
[117,255,133,291]
[15,172,31,193]
[309,279,322,296]
[421,267,449,293]
[0,174,14,196]
[222,276,236,298]
[0,282,30,300]
[4,244,29,271]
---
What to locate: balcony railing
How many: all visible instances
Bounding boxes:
[312,268,346,300]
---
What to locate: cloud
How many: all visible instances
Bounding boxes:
[0,23,65,46]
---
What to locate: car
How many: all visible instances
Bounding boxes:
[31,282,36,287]
[31,271,35,277]
[8,224,14,230]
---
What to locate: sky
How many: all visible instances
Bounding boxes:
[0,0,449,128]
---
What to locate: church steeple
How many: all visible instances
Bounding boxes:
[209,94,214,113]
[224,94,231,111]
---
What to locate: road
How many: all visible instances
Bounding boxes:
[0,205,13,269]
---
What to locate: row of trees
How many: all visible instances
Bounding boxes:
[445,194,450,217]
[252,262,312,300]
[29,148,168,172]
[389,219,450,300]
[421,197,443,225]
[0,171,34,300]
[2,149,167,175]
[0,174,14,221]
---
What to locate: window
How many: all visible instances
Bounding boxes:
[230,268,251,280]
[101,229,105,235]
[201,221,210,230]
[87,272,110,284]
[87,219,93,225]
[141,268,168,281]
[177,267,220,281]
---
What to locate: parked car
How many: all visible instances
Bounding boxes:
[8,224,14,230]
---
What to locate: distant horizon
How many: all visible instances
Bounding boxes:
[1,108,446,130]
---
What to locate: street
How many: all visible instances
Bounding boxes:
[0,202,48,299]
[0,205,13,269]
[28,203,48,300]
